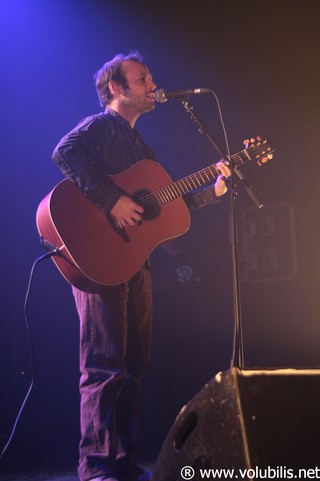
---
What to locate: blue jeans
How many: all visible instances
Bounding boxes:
[73,263,153,481]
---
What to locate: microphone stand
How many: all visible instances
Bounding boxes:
[180,98,263,369]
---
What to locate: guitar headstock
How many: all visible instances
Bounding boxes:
[243,136,274,167]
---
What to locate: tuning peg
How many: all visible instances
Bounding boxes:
[243,138,250,149]
[257,155,269,166]
[250,137,256,144]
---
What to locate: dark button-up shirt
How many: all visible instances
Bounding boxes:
[52,108,218,213]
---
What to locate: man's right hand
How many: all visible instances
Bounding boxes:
[110,195,144,227]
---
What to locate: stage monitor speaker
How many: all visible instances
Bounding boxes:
[152,368,320,481]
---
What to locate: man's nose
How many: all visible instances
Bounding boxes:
[149,79,156,89]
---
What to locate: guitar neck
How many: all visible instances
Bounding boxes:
[155,163,219,205]
[154,149,247,205]
[153,138,273,205]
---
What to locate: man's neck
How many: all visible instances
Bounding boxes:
[107,101,139,128]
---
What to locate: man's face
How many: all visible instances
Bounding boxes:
[120,60,156,114]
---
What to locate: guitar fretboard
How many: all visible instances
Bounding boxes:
[156,163,220,205]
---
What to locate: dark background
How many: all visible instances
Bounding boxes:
[1,0,319,473]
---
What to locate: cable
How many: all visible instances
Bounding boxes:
[0,247,59,462]
[209,89,232,164]
[209,90,244,368]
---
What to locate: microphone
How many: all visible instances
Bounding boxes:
[154,88,210,103]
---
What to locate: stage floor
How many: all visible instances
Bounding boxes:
[0,470,78,481]
[0,462,155,481]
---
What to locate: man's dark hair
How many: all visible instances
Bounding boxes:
[94,50,144,108]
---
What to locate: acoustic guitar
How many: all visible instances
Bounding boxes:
[36,138,273,292]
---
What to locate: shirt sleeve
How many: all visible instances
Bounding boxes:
[52,115,122,214]
[183,185,220,211]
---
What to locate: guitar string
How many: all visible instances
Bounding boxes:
[137,164,221,206]
[137,153,249,207]
[135,143,270,207]
[137,150,250,206]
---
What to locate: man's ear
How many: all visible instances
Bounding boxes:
[109,80,123,97]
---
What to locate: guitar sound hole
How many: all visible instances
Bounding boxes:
[133,189,161,221]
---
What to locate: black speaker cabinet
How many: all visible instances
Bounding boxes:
[152,368,320,481]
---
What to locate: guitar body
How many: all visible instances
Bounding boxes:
[36,160,191,292]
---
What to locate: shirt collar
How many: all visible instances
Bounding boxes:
[105,107,142,140]
[104,107,131,126]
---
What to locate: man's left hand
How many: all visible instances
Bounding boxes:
[214,161,231,197]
